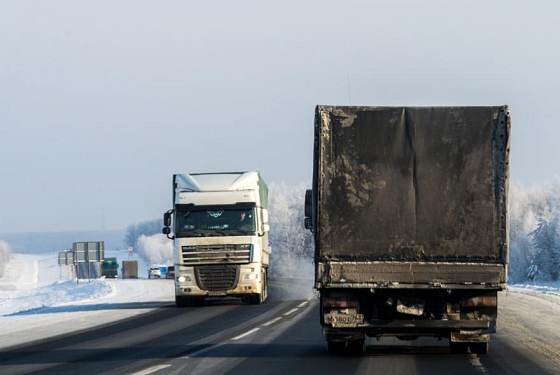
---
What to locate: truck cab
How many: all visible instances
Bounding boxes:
[163,172,271,307]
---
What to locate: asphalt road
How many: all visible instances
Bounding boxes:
[1,282,560,375]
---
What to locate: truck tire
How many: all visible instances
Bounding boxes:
[249,293,263,305]
[469,342,489,355]
[347,339,365,355]
[263,269,268,301]
[175,296,188,307]
[176,297,204,307]
[449,342,468,354]
[247,272,267,305]
[327,341,346,356]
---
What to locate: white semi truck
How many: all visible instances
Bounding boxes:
[162,172,271,307]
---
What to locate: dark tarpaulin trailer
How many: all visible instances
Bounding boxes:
[312,106,510,287]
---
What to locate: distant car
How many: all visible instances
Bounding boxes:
[166,266,175,279]
[148,267,162,279]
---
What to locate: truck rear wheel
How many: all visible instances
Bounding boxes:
[327,341,346,356]
[449,342,468,354]
[347,339,365,355]
[469,342,489,355]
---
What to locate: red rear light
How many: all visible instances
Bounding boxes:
[460,296,497,307]
[322,297,358,308]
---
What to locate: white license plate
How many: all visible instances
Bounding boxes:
[208,291,227,296]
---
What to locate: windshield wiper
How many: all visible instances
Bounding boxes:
[208,231,227,236]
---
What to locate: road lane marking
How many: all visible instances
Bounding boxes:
[297,301,308,308]
[231,327,260,341]
[262,317,283,326]
[284,308,299,316]
[131,364,172,375]
[182,342,226,359]
[468,354,488,373]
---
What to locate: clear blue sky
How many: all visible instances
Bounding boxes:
[1,1,559,232]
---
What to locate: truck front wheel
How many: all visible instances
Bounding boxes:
[176,297,204,307]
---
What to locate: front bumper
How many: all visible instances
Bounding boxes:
[175,279,262,297]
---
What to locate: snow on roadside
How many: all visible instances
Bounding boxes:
[0,253,115,316]
[509,282,560,298]
[0,252,174,349]
[0,279,114,316]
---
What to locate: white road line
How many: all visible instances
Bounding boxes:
[131,364,172,375]
[231,327,260,341]
[284,308,299,316]
[468,354,488,373]
[297,301,308,308]
[181,342,227,359]
[262,317,283,326]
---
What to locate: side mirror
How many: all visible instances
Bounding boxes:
[304,217,313,230]
[263,224,270,232]
[162,227,171,235]
[304,189,312,218]
[262,208,269,224]
[163,210,173,227]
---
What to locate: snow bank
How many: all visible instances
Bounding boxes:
[0,279,114,316]
[510,282,560,298]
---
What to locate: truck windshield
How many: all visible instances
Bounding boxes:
[176,208,256,237]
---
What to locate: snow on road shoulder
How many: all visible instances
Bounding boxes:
[0,253,113,316]
[509,282,560,305]
[0,252,174,349]
[0,279,115,316]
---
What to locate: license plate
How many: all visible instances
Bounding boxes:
[324,312,364,328]
[208,291,227,296]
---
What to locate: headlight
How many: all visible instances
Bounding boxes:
[177,276,191,283]
[244,273,258,280]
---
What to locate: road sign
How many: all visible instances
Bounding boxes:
[72,241,104,279]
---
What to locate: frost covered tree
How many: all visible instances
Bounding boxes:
[268,182,314,278]
[508,182,560,282]
[529,216,560,281]
[124,219,161,249]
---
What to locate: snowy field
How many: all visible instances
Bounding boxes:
[0,252,174,349]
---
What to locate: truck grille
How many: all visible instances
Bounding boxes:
[195,265,239,291]
[181,244,252,265]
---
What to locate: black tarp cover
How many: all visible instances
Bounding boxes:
[313,106,510,263]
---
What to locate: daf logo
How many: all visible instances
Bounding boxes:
[207,210,224,218]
